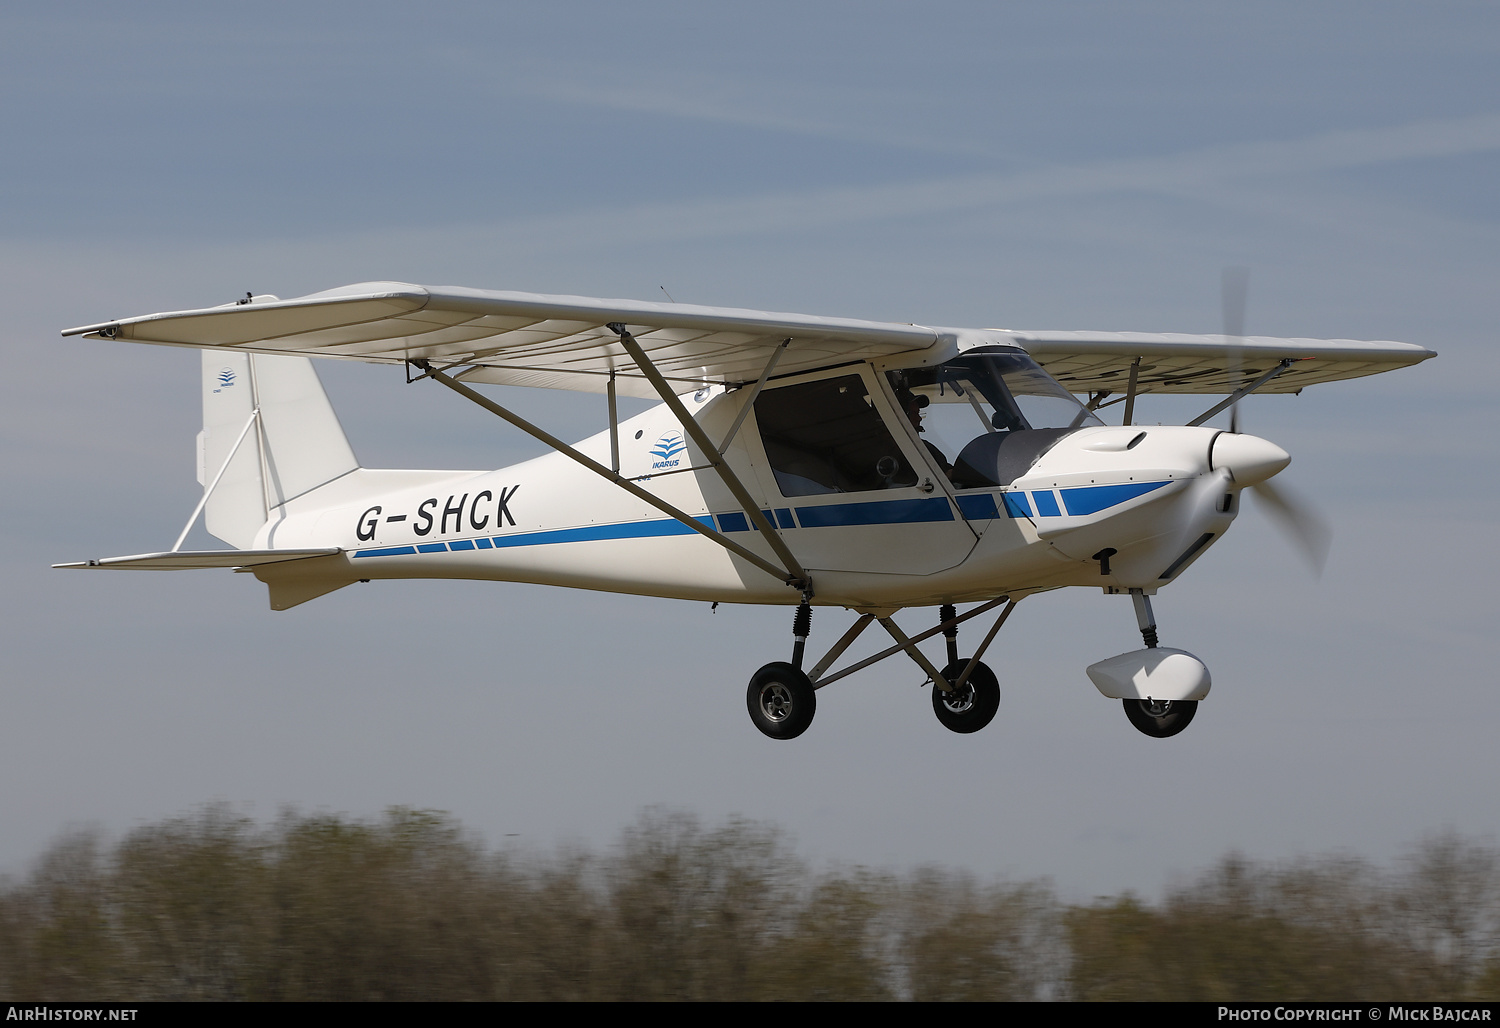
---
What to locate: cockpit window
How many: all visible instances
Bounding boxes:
[755,374,919,497]
[888,348,1102,489]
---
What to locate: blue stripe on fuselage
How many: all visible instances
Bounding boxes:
[794,497,954,528]
[351,483,1169,560]
[1059,481,1172,515]
[353,517,712,558]
[955,493,1000,521]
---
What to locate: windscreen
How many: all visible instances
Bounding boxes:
[887,348,1102,488]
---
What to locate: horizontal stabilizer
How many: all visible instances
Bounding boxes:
[54,548,342,571]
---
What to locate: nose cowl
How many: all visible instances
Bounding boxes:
[1211,433,1291,486]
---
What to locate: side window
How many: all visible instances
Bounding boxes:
[754,374,918,497]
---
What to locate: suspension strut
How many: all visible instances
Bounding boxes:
[940,603,958,665]
[791,597,813,670]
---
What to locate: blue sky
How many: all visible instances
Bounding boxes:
[2,2,1496,896]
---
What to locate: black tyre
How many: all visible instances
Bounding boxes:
[747,662,816,740]
[1122,697,1198,738]
[931,660,1001,734]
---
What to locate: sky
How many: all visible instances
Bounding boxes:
[1,2,1496,899]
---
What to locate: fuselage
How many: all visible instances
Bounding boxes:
[257,357,1271,610]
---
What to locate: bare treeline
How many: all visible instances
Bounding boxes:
[0,807,1495,1001]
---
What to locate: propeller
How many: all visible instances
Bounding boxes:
[1222,266,1249,434]
[1249,478,1332,577]
[1216,266,1332,576]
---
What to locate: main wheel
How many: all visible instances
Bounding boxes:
[747,662,816,740]
[931,660,1000,734]
[1122,697,1198,738]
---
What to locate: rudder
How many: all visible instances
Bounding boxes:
[197,351,358,548]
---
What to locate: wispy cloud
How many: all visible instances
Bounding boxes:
[472,113,1500,249]
[520,72,1007,159]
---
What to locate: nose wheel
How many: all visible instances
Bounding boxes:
[1111,590,1202,738]
[1122,697,1197,738]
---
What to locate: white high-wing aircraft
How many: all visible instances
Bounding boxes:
[59,282,1433,740]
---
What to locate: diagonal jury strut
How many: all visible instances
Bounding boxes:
[607,323,810,591]
[409,359,797,587]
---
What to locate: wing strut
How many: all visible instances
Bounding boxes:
[1122,356,1142,427]
[409,359,799,588]
[1185,359,1296,427]
[608,324,811,592]
[607,370,620,473]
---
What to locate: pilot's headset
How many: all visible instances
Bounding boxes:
[895,386,931,430]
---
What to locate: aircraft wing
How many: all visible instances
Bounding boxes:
[62,282,944,399]
[992,329,1435,395]
[62,282,1434,397]
[54,548,342,570]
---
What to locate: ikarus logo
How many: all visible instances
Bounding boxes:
[649,430,687,469]
[213,368,236,393]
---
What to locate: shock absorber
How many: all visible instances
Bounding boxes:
[940,603,958,665]
[1131,589,1159,649]
[791,598,813,670]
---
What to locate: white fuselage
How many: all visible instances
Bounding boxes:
[257,375,1249,610]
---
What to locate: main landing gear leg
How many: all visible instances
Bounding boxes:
[1121,589,1197,738]
[1132,590,1159,649]
[747,594,817,740]
[941,603,959,666]
[929,602,1004,735]
[747,598,1017,740]
[791,596,812,671]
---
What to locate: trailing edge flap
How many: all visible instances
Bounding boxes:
[54,548,342,570]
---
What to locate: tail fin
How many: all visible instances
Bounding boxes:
[197,351,358,548]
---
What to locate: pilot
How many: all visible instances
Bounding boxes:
[898,388,953,478]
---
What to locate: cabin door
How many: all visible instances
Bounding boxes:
[746,367,977,575]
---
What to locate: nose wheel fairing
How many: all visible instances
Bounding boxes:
[1089,590,1211,738]
[1086,647,1212,702]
